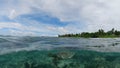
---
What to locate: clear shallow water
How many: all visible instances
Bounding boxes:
[0,36,120,54]
[1,36,120,68]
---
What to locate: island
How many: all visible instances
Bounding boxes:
[58,28,120,38]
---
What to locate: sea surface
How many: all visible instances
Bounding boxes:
[0,36,120,54]
[1,36,120,68]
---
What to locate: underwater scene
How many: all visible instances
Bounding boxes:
[1,36,120,68]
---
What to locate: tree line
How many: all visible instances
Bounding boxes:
[58,28,120,38]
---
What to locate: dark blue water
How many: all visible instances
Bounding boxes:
[0,36,120,54]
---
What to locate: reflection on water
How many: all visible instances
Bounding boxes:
[0,36,120,54]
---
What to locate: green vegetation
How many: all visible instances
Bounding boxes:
[58,28,120,38]
[1,50,120,68]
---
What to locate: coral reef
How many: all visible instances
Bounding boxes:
[0,50,120,68]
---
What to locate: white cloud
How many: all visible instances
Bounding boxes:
[31,0,120,35]
[0,0,31,19]
[29,0,120,32]
[8,9,17,19]
[0,22,22,29]
[0,22,69,36]
[1,0,120,35]
[0,22,39,36]
[9,30,36,36]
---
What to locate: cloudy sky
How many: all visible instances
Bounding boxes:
[0,0,120,36]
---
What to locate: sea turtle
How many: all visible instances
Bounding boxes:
[56,51,75,59]
[48,51,75,68]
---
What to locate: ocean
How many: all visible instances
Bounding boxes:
[0,36,120,68]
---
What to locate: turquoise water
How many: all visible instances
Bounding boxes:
[1,50,120,68]
[0,36,120,68]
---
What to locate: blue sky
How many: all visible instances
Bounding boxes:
[0,0,120,36]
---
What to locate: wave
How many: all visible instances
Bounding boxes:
[0,36,120,54]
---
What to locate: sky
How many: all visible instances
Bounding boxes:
[0,0,120,36]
